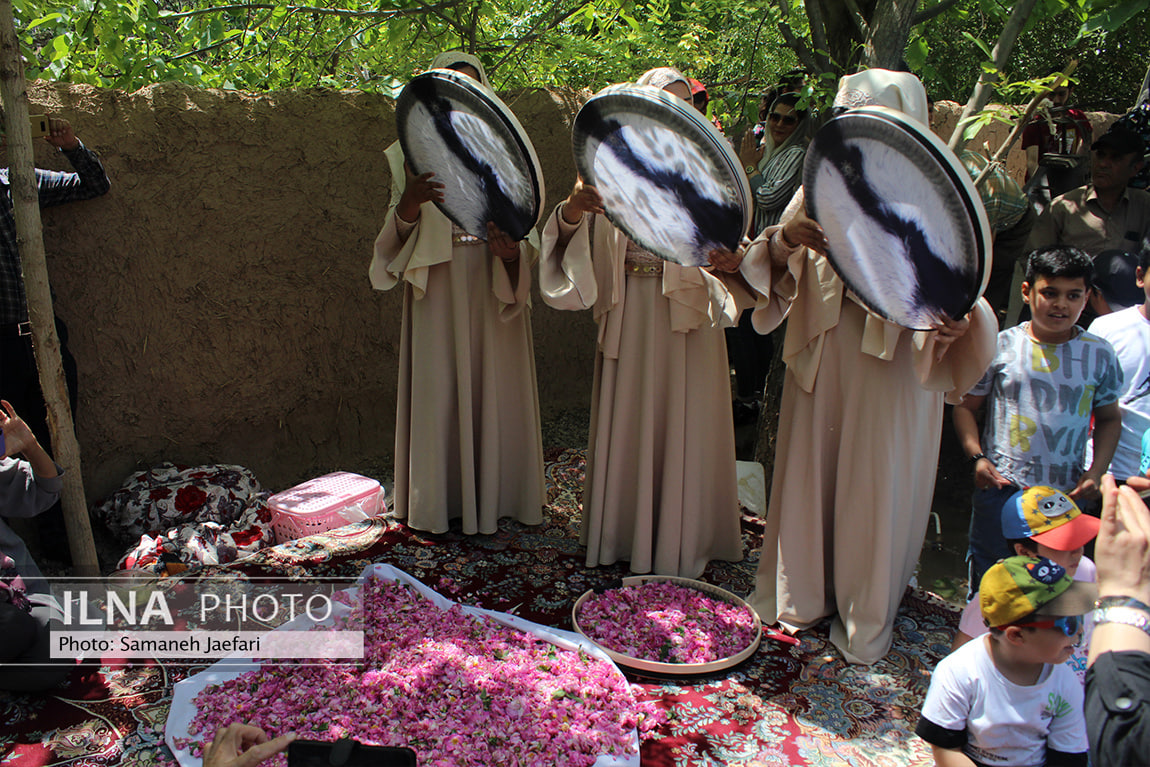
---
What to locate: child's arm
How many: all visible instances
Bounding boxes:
[929,745,978,767]
[953,394,1011,491]
[1072,401,1121,500]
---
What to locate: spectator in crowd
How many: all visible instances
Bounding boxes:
[1085,474,1150,764]
[1022,70,1092,211]
[954,246,1122,592]
[918,556,1094,767]
[1,115,109,555]
[1084,248,1150,484]
[1030,125,1150,261]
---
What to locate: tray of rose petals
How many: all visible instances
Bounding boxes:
[572,575,762,675]
[167,564,654,767]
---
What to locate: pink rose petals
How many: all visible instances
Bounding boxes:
[185,576,660,766]
[576,581,758,664]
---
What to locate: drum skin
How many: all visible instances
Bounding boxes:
[804,106,992,331]
[572,84,751,267]
[396,69,543,242]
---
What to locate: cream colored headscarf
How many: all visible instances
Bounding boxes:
[636,67,689,92]
[430,51,491,88]
[832,69,928,125]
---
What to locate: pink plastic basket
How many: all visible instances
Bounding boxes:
[269,472,385,544]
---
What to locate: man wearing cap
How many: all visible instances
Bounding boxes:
[1086,246,1150,480]
[917,556,1095,767]
[952,486,1100,684]
[1030,125,1150,260]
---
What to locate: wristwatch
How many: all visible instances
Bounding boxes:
[745,165,758,175]
[969,452,987,465]
[1092,605,1150,637]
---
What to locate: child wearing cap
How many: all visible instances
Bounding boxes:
[917,556,1096,766]
[954,245,1123,592]
[952,486,1100,683]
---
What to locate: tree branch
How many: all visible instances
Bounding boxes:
[161,3,460,21]
[803,0,832,72]
[947,0,1040,151]
[488,0,596,79]
[842,0,871,39]
[912,0,962,25]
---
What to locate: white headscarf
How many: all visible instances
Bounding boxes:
[833,69,928,125]
[430,51,491,88]
[636,67,689,92]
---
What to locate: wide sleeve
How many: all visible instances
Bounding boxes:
[369,141,453,297]
[0,458,63,519]
[739,188,808,335]
[491,234,538,321]
[539,206,598,312]
[913,297,998,401]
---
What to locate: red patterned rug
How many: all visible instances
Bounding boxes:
[1,448,955,766]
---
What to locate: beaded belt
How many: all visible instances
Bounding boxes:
[624,260,663,276]
[452,232,484,246]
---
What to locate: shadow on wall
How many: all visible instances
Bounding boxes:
[24,83,1114,503]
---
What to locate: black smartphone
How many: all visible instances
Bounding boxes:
[288,738,416,767]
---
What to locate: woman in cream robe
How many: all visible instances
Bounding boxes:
[541,68,751,579]
[369,52,544,535]
[740,70,997,664]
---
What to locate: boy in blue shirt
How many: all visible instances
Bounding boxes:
[954,246,1123,591]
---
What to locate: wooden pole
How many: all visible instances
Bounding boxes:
[0,0,100,576]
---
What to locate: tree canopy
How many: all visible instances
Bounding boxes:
[11,0,1149,129]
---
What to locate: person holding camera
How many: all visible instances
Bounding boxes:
[1,115,110,553]
[1086,474,1150,763]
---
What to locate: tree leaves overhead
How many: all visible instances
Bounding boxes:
[11,0,1148,119]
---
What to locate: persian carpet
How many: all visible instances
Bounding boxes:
[1,448,958,767]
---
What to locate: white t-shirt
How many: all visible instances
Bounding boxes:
[1088,305,1150,479]
[957,557,1096,684]
[920,636,1088,766]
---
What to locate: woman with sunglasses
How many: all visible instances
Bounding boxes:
[739,92,809,236]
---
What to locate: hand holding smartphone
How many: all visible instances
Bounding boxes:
[288,739,416,767]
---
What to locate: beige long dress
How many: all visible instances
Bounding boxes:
[540,208,750,578]
[741,190,997,664]
[369,141,545,534]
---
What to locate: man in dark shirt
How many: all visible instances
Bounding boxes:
[0,116,109,449]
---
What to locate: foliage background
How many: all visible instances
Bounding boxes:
[10,0,1150,134]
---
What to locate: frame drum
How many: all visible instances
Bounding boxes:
[396,69,544,242]
[572,84,751,267]
[804,106,992,330]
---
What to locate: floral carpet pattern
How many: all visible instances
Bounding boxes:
[1,449,958,766]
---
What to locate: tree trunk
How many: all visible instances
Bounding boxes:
[0,0,100,576]
[753,324,788,497]
[864,0,920,69]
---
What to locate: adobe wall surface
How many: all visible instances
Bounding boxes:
[20,82,1116,503]
[25,80,595,502]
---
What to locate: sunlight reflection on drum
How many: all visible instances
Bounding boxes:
[805,106,990,330]
[397,69,543,242]
[573,84,750,267]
